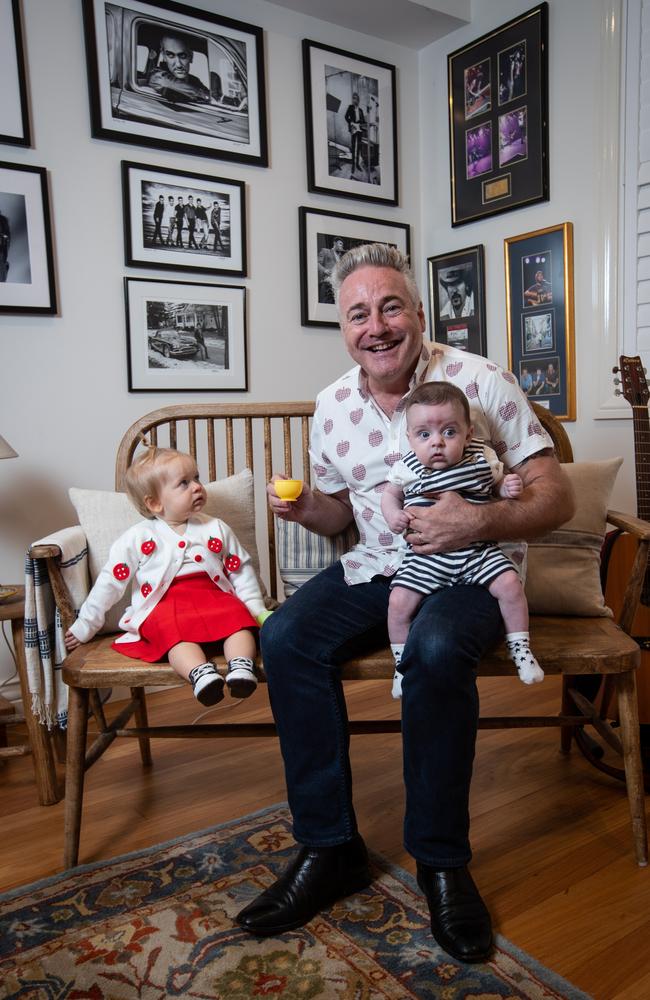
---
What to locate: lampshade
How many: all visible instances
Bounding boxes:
[0,434,18,459]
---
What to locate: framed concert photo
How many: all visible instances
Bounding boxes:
[125,277,247,392]
[504,222,575,421]
[0,0,31,147]
[82,0,268,167]
[0,161,57,315]
[427,245,486,355]
[447,3,548,226]
[299,206,410,328]
[122,161,246,276]
[302,39,398,206]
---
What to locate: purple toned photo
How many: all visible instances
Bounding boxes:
[465,123,492,179]
[498,107,527,166]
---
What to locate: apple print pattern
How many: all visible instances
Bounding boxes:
[308,341,551,585]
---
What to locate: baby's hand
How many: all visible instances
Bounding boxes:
[386,510,411,532]
[502,473,523,499]
[64,629,82,652]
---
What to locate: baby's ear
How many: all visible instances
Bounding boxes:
[144,494,161,516]
[466,423,474,442]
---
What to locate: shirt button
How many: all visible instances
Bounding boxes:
[178,540,186,548]
[194,554,203,562]
[213,574,220,582]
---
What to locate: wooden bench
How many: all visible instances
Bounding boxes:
[30,401,649,869]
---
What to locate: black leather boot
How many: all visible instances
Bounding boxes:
[416,863,493,963]
[236,834,372,935]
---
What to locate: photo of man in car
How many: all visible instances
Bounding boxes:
[145,31,212,104]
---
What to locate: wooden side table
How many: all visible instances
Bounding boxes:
[0,586,61,804]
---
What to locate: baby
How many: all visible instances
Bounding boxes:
[381,381,543,698]
[65,445,270,706]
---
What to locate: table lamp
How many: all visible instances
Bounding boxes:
[0,434,18,599]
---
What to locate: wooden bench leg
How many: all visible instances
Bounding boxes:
[131,687,152,767]
[616,670,649,867]
[64,686,89,869]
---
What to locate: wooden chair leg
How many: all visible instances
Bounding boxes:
[12,616,61,804]
[64,686,89,869]
[560,676,574,752]
[132,687,152,767]
[616,670,649,867]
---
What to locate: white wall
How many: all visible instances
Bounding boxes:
[0,0,638,702]
[418,0,635,495]
[0,0,420,697]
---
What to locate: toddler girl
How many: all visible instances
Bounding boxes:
[65,445,270,706]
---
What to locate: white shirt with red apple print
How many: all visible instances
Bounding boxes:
[309,339,552,586]
[68,514,266,646]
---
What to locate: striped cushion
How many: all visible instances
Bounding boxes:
[276,520,359,596]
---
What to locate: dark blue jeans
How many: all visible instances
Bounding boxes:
[260,561,502,867]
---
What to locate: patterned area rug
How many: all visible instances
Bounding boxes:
[0,803,591,999]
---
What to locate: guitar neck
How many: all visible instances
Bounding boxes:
[632,405,650,522]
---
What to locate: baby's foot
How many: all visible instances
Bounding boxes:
[226,657,257,699]
[188,663,225,706]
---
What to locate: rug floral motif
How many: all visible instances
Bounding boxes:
[0,803,591,999]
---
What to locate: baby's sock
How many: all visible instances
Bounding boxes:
[226,656,257,698]
[391,643,405,699]
[188,662,225,706]
[505,631,544,684]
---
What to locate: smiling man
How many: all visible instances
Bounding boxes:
[236,244,574,963]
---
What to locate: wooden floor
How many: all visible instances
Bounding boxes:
[1,675,649,999]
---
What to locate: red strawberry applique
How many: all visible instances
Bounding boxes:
[141,582,152,597]
[113,563,130,581]
[141,539,156,556]
[208,536,223,553]
[224,554,241,573]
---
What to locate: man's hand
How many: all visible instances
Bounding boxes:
[267,476,354,536]
[404,452,574,554]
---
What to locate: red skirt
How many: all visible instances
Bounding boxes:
[113,572,258,663]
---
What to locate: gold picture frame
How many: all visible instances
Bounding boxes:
[504,221,575,421]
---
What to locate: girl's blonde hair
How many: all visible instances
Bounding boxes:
[124,444,193,518]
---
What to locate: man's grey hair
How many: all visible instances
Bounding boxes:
[329,243,420,309]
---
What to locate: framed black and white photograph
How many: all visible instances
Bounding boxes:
[427,245,486,355]
[82,0,268,167]
[125,277,246,391]
[448,3,548,226]
[302,39,398,206]
[505,222,575,420]
[0,0,31,147]
[299,206,410,327]
[0,162,56,315]
[122,161,246,276]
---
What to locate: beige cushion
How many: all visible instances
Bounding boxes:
[276,519,359,596]
[69,469,264,633]
[524,458,623,617]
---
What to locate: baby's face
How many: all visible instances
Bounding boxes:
[406,400,472,470]
[152,454,206,525]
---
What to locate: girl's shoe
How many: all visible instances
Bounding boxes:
[226,657,257,698]
[188,662,225,706]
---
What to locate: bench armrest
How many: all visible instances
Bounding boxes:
[606,509,650,541]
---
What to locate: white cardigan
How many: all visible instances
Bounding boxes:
[69,514,267,646]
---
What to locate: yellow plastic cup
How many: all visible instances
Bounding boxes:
[274,479,303,501]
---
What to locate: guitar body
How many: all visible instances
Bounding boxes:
[604,531,650,724]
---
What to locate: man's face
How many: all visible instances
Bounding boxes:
[333,239,344,253]
[446,279,467,311]
[352,93,359,105]
[338,266,425,393]
[161,35,192,79]
[535,270,544,283]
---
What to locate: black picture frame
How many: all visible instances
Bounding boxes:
[122,160,247,277]
[82,0,268,167]
[125,277,247,392]
[504,221,575,421]
[299,206,410,328]
[0,0,31,147]
[427,245,487,355]
[302,39,398,206]
[0,161,57,315]
[447,3,548,226]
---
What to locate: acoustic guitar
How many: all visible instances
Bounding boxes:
[606,355,650,726]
